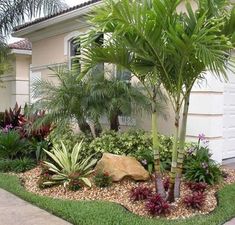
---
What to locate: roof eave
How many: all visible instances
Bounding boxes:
[12,1,101,38]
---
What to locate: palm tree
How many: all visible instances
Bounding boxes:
[81,0,235,201]
[86,72,155,131]
[31,67,94,135]
[0,0,66,77]
[32,67,154,137]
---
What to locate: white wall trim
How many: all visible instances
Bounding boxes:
[64,31,81,56]
[11,49,32,55]
[30,62,66,71]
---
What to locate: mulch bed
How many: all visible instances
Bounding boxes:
[18,167,235,220]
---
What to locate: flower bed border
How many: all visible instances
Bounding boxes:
[0,173,234,225]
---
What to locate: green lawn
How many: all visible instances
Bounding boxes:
[0,173,234,225]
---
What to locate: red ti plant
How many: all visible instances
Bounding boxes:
[3,103,23,127]
[130,186,152,201]
[145,194,170,216]
[20,110,52,141]
[186,182,207,193]
[183,192,205,209]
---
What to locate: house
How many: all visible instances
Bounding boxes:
[5,0,234,163]
[0,39,32,112]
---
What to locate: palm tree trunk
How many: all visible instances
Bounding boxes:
[78,119,92,135]
[110,113,119,131]
[174,94,190,198]
[152,92,165,198]
[168,107,180,202]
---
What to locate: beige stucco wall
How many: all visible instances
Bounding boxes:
[0,53,31,112]
[32,33,67,67]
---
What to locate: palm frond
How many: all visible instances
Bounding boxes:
[0,0,67,35]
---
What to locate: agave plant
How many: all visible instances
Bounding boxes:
[43,141,97,188]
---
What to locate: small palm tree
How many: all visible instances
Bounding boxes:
[32,67,154,136]
[86,72,157,131]
[32,67,93,134]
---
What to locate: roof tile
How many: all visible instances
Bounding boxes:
[13,0,101,32]
[9,39,32,50]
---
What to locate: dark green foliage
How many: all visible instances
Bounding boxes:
[0,158,35,173]
[184,145,222,185]
[31,139,51,161]
[0,130,32,159]
[93,170,112,188]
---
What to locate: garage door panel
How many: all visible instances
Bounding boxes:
[223,73,235,159]
[223,115,235,128]
[224,94,235,106]
[223,128,235,137]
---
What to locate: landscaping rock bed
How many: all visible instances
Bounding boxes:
[18,166,235,220]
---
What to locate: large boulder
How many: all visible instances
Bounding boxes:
[95,153,150,181]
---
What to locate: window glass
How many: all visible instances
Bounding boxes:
[116,67,131,82]
[92,34,104,76]
[69,38,80,71]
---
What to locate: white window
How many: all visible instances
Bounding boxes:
[68,37,81,70]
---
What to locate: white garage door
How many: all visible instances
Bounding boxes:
[223,69,235,159]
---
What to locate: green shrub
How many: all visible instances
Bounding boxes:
[43,141,97,188]
[48,126,94,158]
[90,130,175,171]
[30,139,51,161]
[49,128,192,172]
[184,142,222,184]
[94,170,112,188]
[0,158,36,173]
[0,130,32,159]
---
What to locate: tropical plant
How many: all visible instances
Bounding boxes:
[183,192,205,210]
[0,129,31,159]
[86,72,152,131]
[93,170,112,188]
[145,194,170,216]
[0,158,35,173]
[130,186,152,201]
[184,137,222,185]
[32,66,151,135]
[186,182,207,193]
[43,141,97,188]
[32,67,94,134]
[2,103,23,128]
[81,0,235,201]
